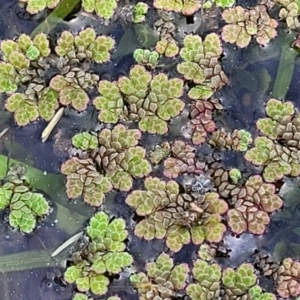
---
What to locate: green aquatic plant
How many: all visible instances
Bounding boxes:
[49,70,98,112]
[1,33,50,65]
[184,99,223,145]
[209,129,252,151]
[177,33,228,100]
[187,249,275,299]
[61,157,113,206]
[0,62,21,94]
[222,5,278,48]
[133,2,149,23]
[55,28,115,63]
[82,0,117,19]
[256,98,295,139]
[5,88,59,126]
[248,286,276,300]
[64,212,133,296]
[0,172,50,233]
[67,125,151,193]
[227,175,283,235]
[92,80,125,123]
[245,98,300,182]
[154,12,179,58]
[130,252,189,299]
[153,0,201,15]
[19,0,61,14]
[245,136,300,182]
[222,263,257,297]
[149,142,171,165]
[5,93,39,126]
[163,140,205,178]
[133,49,159,69]
[256,253,300,298]
[93,65,185,134]
[72,132,98,151]
[126,177,228,252]
[202,0,235,9]
[72,293,91,300]
[187,258,222,300]
[274,0,300,29]
[228,168,242,184]
[90,125,151,191]
[155,39,179,58]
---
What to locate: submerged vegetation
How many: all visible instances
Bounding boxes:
[1,0,300,299]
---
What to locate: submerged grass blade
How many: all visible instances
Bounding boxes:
[0,249,56,272]
[30,0,81,37]
[272,32,298,100]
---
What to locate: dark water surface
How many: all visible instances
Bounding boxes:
[1,1,300,300]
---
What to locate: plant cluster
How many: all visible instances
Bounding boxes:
[130,252,189,299]
[93,65,185,134]
[126,177,228,252]
[222,5,278,48]
[49,69,99,112]
[133,2,149,23]
[73,293,120,300]
[163,140,206,178]
[19,0,61,14]
[82,0,118,20]
[209,128,252,151]
[274,0,300,29]
[187,248,276,300]
[210,164,283,235]
[153,0,235,15]
[202,0,235,9]
[183,98,223,145]
[1,28,114,126]
[227,175,283,235]
[0,33,50,94]
[177,33,228,100]
[153,0,200,15]
[61,125,151,206]
[133,49,160,70]
[245,98,300,182]
[0,167,50,233]
[149,142,171,165]
[256,253,300,298]
[55,28,115,64]
[154,11,179,58]
[64,212,133,297]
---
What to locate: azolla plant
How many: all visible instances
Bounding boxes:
[0,33,50,94]
[93,65,185,134]
[19,0,61,14]
[1,28,113,126]
[61,125,151,206]
[210,164,283,235]
[177,33,228,100]
[0,165,50,233]
[163,140,206,178]
[130,252,189,299]
[64,211,133,297]
[126,177,228,252]
[221,5,278,48]
[245,98,300,182]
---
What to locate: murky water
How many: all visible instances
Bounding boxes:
[1,0,300,299]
